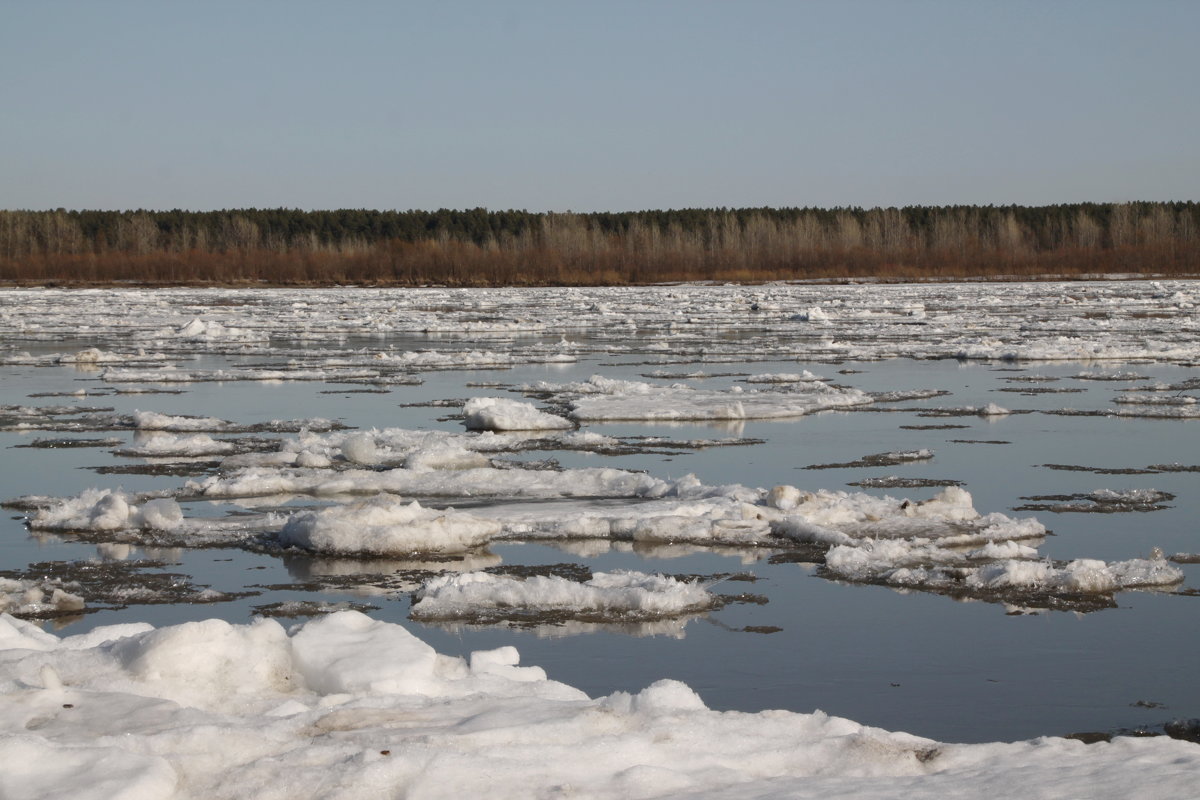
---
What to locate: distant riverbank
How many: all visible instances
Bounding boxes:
[4,203,1198,286]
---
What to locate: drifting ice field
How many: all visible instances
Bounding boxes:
[1,281,1198,798]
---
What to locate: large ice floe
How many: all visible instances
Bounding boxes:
[524,374,874,420]
[1,610,1198,800]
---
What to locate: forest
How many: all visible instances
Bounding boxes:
[1,203,1197,285]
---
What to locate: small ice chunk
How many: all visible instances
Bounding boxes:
[463,397,573,431]
[341,433,379,465]
[140,498,183,531]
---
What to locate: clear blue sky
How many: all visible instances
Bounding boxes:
[2,0,1196,212]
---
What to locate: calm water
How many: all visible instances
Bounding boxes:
[2,339,1197,743]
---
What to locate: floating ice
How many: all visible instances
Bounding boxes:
[462,397,574,431]
[279,496,501,556]
[187,464,673,501]
[132,410,233,431]
[155,316,269,342]
[410,570,718,621]
[114,432,236,458]
[554,374,872,421]
[745,371,824,383]
[0,578,85,616]
[824,540,1183,605]
[29,490,184,534]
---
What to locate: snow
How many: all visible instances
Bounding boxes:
[1,610,1197,799]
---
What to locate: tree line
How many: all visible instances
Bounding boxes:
[1,203,1197,285]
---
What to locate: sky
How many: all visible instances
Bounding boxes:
[2,0,1197,212]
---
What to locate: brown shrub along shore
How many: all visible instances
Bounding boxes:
[2,203,1197,286]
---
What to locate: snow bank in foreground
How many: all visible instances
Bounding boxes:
[462,397,573,431]
[411,570,717,621]
[1,611,1197,800]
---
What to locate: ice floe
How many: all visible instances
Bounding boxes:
[528,374,873,421]
[279,497,501,556]
[462,397,574,431]
[410,570,718,622]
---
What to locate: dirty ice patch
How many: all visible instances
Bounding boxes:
[0,578,85,617]
[2,610,1199,799]
[102,366,381,383]
[278,496,501,556]
[130,408,341,433]
[410,570,718,622]
[463,397,573,431]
